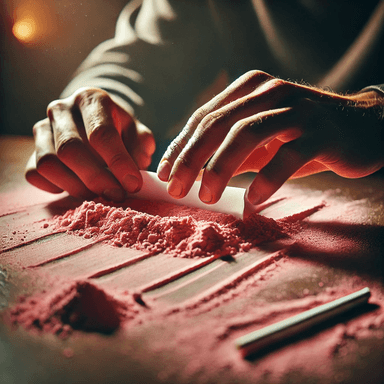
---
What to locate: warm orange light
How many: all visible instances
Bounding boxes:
[12,0,56,46]
[12,17,38,43]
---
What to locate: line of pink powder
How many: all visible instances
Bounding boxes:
[5,194,384,382]
[52,199,285,258]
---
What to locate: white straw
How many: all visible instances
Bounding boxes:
[235,287,371,357]
[126,171,247,219]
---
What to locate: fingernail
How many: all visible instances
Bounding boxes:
[103,188,125,202]
[247,188,261,205]
[167,176,183,198]
[157,160,171,181]
[200,184,212,203]
[123,174,140,193]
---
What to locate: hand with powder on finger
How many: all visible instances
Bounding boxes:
[157,70,384,206]
[25,87,155,202]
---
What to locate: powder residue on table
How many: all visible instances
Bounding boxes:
[8,280,135,337]
[52,199,284,258]
[4,187,384,384]
[159,270,384,384]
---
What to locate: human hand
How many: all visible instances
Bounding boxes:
[157,71,384,205]
[25,87,155,201]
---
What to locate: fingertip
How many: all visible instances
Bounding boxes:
[122,173,142,193]
[199,183,213,204]
[247,140,312,206]
[200,166,231,205]
[246,187,261,206]
[167,175,184,198]
[157,159,171,182]
[102,188,126,202]
[25,169,64,194]
[246,173,273,206]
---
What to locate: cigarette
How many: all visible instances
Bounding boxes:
[235,287,371,358]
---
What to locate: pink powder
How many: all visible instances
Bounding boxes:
[53,199,284,258]
[4,187,384,383]
[161,269,384,383]
[8,280,134,335]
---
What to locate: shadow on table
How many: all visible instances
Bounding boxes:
[44,195,85,216]
[286,220,384,280]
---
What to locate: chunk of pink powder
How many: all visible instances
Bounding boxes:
[8,280,133,336]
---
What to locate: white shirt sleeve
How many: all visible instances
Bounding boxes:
[60,0,222,139]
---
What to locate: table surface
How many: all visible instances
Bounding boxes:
[1,135,384,384]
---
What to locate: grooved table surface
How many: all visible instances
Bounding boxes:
[1,135,384,384]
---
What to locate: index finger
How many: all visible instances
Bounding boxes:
[75,89,143,193]
[157,70,274,181]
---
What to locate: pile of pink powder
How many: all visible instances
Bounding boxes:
[53,200,284,258]
[8,280,134,336]
[5,192,384,383]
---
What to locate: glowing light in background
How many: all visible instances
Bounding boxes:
[12,16,38,43]
[11,0,55,46]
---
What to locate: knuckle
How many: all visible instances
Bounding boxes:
[165,128,193,159]
[177,128,193,146]
[225,121,254,155]
[108,152,126,168]
[46,100,68,119]
[164,139,184,159]
[32,119,49,136]
[242,70,272,85]
[230,119,252,138]
[95,91,112,108]
[75,87,111,109]
[56,137,82,160]
[74,87,97,101]
[231,113,273,150]
[267,78,287,91]
[205,157,232,181]
[88,123,115,146]
[176,150,196,170]
[205,161,223,178]
[35,153,55,172]
[200,110,225,129]
[241,92,262,108]
[188,107,207,127]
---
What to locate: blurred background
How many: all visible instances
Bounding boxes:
[0,0,128,136]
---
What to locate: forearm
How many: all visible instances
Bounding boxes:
[61,0,222,141]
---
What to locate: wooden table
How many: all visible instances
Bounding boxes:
[1,135,383,384]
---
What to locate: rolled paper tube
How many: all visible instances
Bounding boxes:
[235,287,371,358]
[126,171,249,219]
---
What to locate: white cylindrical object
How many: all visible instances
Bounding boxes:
[235,287,371,357]
[127,171,246,219]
